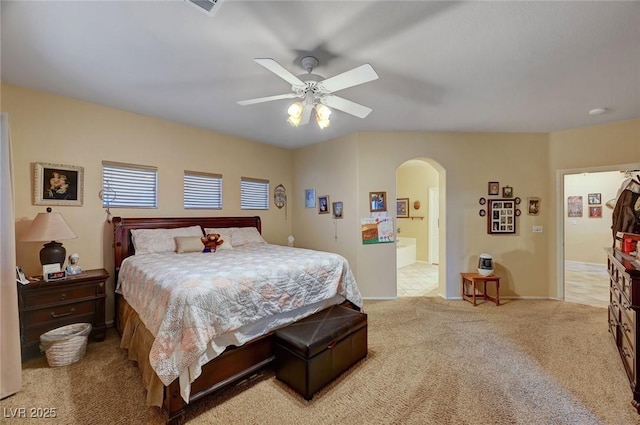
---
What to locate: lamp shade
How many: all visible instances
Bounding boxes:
[21,210,77,267]
[21,211,77,242]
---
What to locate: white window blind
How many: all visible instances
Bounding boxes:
[184,171,223,209]
[241,177,269,210]
[102,161,157,208]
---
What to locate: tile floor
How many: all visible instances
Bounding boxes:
[398,260,610,306]
[397,261,439,297]
[564,261,609,308]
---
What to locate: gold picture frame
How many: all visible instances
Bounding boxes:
[370,191,387,212]
[34,162,84,206]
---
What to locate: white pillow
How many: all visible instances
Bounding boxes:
[204,228,235,248]
[132,225,203,254]
[231,227,267,246]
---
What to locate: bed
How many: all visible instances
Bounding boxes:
[112,216,362,424]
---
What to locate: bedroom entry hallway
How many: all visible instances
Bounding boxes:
[396,158,441,297]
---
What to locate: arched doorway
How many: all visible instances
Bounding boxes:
[396,159,441,297]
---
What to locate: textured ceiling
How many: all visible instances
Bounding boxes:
[1,1,639,149]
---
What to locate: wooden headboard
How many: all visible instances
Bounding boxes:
[112,216,261,277]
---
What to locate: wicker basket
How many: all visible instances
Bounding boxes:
[40,323,92,367]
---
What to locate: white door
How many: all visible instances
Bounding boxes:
[429,187,439,264]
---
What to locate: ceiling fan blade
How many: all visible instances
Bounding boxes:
[254,58,306,88]
[300,103,313,125]
[237,93,298,105]
[321,95,373,119]
[317,64,379,93]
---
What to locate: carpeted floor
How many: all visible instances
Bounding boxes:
[2,297,638,424]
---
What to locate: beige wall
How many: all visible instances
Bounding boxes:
[294,131,551,299]
[564,171,624,264]
[2,83,294,323]
[5,83,639,311]
[548,118,640,297]
[355,132,551,299]
[396,159,438,261]
[291,133,360,274]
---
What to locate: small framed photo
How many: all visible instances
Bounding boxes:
[567,195,583,217]
[488,182,499,196]
[318,195,329,214]
[589,206,602,218]
[528,197,540,215]
[502,186,513,198]
[332,201,343,219]
[396,198,409,218]
[370,191,387,212]
[588,193,601,205]
[34,162,84,206]
[304,188,316,208]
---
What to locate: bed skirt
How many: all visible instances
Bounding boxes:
[118,296,165,407]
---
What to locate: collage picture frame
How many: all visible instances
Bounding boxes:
[487,199,516,234]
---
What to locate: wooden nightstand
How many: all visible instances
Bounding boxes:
[17,268,109,361]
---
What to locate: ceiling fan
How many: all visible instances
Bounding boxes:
[237,56,379,127]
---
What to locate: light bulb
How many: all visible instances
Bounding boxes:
[287,102,303,118]
[287,115,301,127]
[316,104,331,120]
[316,117,330,129]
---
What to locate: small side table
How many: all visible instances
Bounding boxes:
[461,272,500,306]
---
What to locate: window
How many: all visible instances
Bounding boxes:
[184,171,223,209]
[101,161,157,208]
[240,177,269,210]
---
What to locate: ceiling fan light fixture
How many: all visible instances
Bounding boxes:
[287,115,301,127]
[315,104,331,129]
[316,104,331,120]
[316,116,330,130]
[287,102,303,118]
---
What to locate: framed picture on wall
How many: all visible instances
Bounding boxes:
[318,195,329,214]
[528,197,540,215]
[370,191,387,212]
[396,198,409,218]
[304,188,316,208]
[588,193,601,205]
[487,199,516,234]
[589,206,602,218]
[332,201,343,219]
[34,162,84,206]
[488,182,499,196]
[567,196,583,217]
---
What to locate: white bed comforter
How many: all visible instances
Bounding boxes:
[117,243,362,397]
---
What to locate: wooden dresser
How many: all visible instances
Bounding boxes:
[606,248,640,413]
[17,268,109,361]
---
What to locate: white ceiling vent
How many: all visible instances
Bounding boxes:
[186,0,225,16]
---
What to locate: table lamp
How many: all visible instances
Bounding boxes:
[21,207,77,268]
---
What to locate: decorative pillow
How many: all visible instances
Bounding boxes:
[204,228,236,248]
[216,233,233,250]
[174,236,205,254]
[132,225,203,254]
[231,226,267,246]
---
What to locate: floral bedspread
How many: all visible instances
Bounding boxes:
[117,244,362,388]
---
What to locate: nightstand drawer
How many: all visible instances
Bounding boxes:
[22,313,96,345]
[23,284,99,308]
[22,300,97,326]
